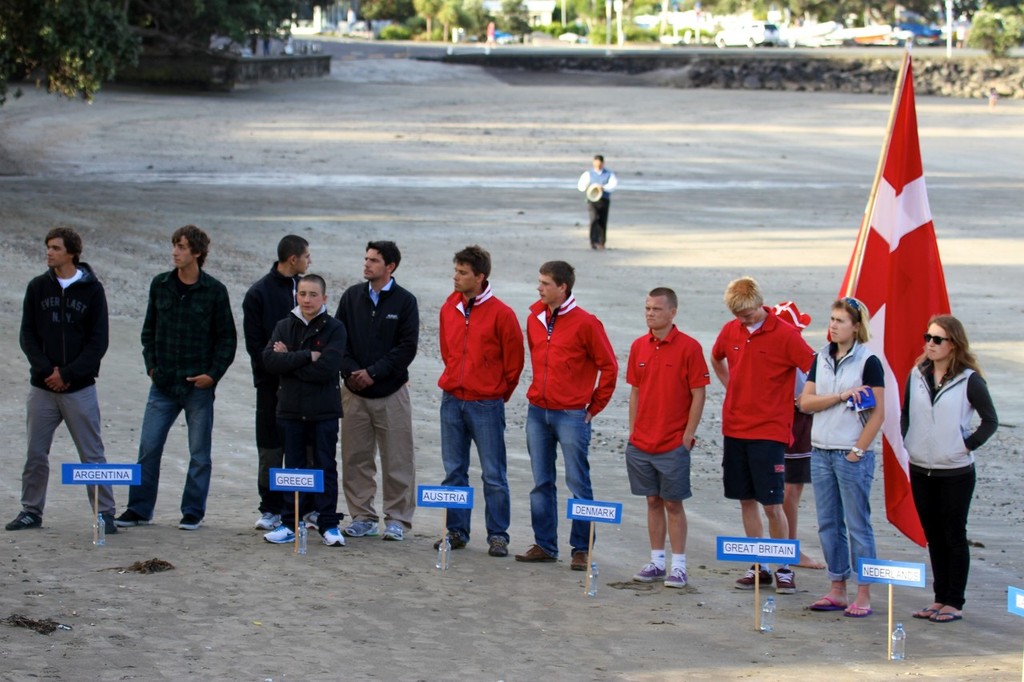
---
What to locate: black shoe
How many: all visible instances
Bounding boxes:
[5,511,41,531]
[178,514,203,530]
[433,532,467,550]
[488,537,509,557]
[114,509,151,527]
[101,513,118,535]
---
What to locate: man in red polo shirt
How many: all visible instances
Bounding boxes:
[711,276,814,594]
[627,288,709,588]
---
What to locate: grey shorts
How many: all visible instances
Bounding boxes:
[626,443,692,501]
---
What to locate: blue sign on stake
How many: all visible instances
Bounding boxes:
[269,468,324,493]
[566,499,622,524]
[857,558,927,588]
[61,463,141,486]
[418,485,474,509]
[1009,586,1024,618]
[716,536,799,563]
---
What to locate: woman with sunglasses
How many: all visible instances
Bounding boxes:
[797,297,885,618]
[903,315,998,624]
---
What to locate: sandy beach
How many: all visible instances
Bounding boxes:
[1,57,1022,681]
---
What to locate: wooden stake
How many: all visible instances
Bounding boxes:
[887,583,894,660]
[92,485,99,545]
[584,521,596,595]
[293,491,300,554]
[439,508,449,570]
[754,561,761,631]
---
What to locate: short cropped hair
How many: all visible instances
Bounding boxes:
[724,276,763,313]
[367,240,401,270]
[300,273,326,295]
[278,235,309,262]
[594,154,604,163]
[832,297,871,344]
[648,287,678,309]
[539,260,575,295]
[45,227,83,265]
[172,225,211,268]
[454,245,491,278]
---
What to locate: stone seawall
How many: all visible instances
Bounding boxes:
[117,53,331,91]
[443,52,1022,99]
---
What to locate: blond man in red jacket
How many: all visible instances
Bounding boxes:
[437,245,525,558]
[515,260,618,570]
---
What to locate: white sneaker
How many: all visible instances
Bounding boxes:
[382,522,404,541]
[303,511,319,531]
[263,526,295,544]
[322,528,346,547]
[254,512,282,530]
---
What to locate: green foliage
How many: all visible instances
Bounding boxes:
[380,23,413,39]
[413,0,444,34]
[968,7,1024,57]
[128,0,302,50]
[0,0,139,105]
[360,0,417,22]
[499,0,531,35]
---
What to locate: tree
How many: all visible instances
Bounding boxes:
[499,0,531,34]
[968,6,1024,56]
[127,0,303,52]
[1,0,139,105]
[360,0,416,21]
[436,0,461,40]
[414,0,444,35]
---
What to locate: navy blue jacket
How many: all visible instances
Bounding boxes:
[263,309,346,421]
[243,263,300,388]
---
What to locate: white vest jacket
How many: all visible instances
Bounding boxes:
[904,366,976,470]
[810,342,876,451]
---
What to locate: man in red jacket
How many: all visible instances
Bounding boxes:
[437,245,524,557]
[515,260,618,570]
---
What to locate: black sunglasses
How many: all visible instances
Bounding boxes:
[923,333,950,345]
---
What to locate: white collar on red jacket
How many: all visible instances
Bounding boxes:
[455,283,493,315]
[535,294,577,327]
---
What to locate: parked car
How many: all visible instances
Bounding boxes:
[714,22,781,48]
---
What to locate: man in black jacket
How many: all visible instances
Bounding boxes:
[261,275,347,547]
[242,235,311,531]
[7,228,115,533]
[335,241,419,542]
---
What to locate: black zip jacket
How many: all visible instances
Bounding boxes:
[20,262,109,393]
[334,280,419,399]
[242,263,300,388]
[263,309,346,421]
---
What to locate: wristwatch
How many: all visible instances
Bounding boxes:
[850,447,865,459]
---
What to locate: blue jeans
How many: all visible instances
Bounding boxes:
[811,448,878,583]
[440,393,510,543]
[525,405,593,557]
[278,417,340,533]
[127,384,215,520]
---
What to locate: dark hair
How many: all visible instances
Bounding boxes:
[916,314,983,378]
[277,235,309,262]
[367,240,401,270]
[594,154,604,163]
[45,227,83,265]
[171,225,211,268]
[299,273,326,295]
[453,245,491,278]
[539,260,575,295]
[648,287,678,309]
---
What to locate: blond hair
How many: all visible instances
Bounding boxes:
[724,276,763,313]
[832,297,871,344]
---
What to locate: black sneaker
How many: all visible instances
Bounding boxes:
[101,513,118,535]
[433,532,467,550]
[5,511,42,531]
[488,537,509,557]
[178,514,203,531]
[114,509,151,527]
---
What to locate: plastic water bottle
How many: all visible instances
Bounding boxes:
[94,513,106,546]
[587,563,599,597]
[436,536,451,570]
[760,596,775,632]
[297,523,307,555]
[891,622,906,660]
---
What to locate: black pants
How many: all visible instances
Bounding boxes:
[255,384,284,513]
[587,197,610,247]
[278,417,341,533]
[910,466,976,610]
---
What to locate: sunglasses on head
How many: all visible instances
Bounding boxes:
[923,333,950,345]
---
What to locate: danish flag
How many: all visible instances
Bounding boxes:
[840,56,950,547]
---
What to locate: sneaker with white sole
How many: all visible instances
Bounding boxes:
[178,514,203,531]
[735,565,773,590]
[303,511,319,531]
[322,528,346,546]
[382,522,404,541]
[254,512,282,530]
[343,519,379,537]
[633,562,667,583]
[665,567,688,588]
[264,526,296,544]
[774,568,796,594]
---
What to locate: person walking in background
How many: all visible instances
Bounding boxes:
[436,245,524,557]
[515,260,617,570]
[798,298,885,618]
[7,227,115,534]
[576,155,618,250]
[904,315,998,624]
[115,225,236,531]
[335,241,420,542]
[242,235,311,532]
[627,288,708,588]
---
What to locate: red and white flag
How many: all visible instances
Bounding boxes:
[840,56,950,547]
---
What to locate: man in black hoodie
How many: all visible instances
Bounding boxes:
[335,241,419,542]
[7,228,115,533]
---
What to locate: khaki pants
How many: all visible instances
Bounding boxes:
[341,385,416,529]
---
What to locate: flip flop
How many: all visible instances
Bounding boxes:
[809,595,848,611]
[844,605,873,618]
[912,607,940,620]
[929,611,963,623]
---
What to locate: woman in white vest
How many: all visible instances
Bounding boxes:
[797,297,885,618]
[904,315,998,624]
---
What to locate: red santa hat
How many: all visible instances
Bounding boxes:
[773,301,811,329]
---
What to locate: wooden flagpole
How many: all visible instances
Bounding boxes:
[844,46,913,297]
